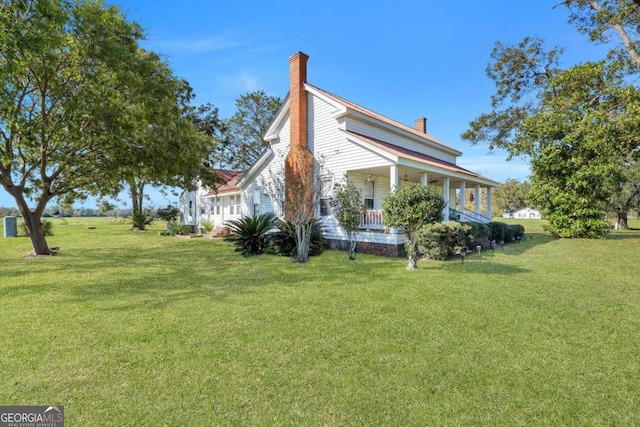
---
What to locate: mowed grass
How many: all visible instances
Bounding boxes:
[1,218,639,426]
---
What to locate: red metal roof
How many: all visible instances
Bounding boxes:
[204,169,244,195]
[344,130,485,179]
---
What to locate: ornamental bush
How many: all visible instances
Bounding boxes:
[268,219,327,258]
[419,222,470,260]
[224,212,278,256]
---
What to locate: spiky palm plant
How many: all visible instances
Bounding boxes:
[224,212,277,256]
[269,218,327,258]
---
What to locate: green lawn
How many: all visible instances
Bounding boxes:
[1,218,639,426]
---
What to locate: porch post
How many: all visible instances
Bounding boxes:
[390,165,399,193]
[459,181,466,219]
[442,177,450,221]
[475,185,481,214]
[487,187,493,220]
[420,172,428,187]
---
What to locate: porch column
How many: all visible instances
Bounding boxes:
[475,185,481,214]
[487,187,493,220]
[390,165,399,193]
[442,177,450,221]
[420,172,428,187]
[459,181,466,219]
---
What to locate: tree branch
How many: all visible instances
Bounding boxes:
[589,0,640,69]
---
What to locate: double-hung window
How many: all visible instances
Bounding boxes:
[364,180,375,210]
[320,176,333,216]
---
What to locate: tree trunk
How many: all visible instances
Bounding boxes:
[616,211,629,229]
[406,234,418,270]
[129,179,145,217]
[294,221,312,263]
[7,189,53,256]
[348,232,357,261]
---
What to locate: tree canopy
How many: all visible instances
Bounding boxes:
[0,0,216,253]
[462,1,640,238]
[217,90,281,170]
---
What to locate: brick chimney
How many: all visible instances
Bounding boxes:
[415,117,427,134]
[284,52,315,220]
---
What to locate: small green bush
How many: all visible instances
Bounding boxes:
[200,220,214,233]
[224,213,278,256]
[463,221,489,240]
[419,222,470,260]
[488,221,503,242]
[269,219,327,258]
[131,212,154,230]
[159,220,181,236]
[17,220,53,237]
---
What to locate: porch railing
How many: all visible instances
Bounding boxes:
[360,209,384,230]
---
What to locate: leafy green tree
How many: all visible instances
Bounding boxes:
[220,90,281,170]
[0,0,145,255]
[99,50,221,229]
[382,184,445,270]
[331,180,365,260]
[493,179,531,215]
[462,35,640,238]
[559,0,640,70]
[609,158,640,229]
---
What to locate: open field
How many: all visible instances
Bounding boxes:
[1,218,639,425]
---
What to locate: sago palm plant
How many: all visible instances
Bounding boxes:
[224,212,278,256]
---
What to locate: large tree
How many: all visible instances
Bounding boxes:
[0,0,145,255]
[219,90,281,170]
[102,51,221,227]
[463,1,640,237]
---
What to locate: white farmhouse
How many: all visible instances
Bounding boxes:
[503,208,542,220]
[183,52,499,255]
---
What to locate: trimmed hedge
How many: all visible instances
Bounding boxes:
[420,221,526,260]
[419,222,471,260]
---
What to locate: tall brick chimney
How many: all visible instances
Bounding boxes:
[415,117,427,134]
[284,52,315,220]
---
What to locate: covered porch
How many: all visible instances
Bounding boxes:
[345,164,497,231]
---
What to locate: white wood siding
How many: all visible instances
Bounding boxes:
[309,94,391,180]
[346,118,458,164]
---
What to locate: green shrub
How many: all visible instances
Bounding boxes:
[159,220,181,236]
[269,219,327,258]
[200,220,214,233]
[419,222,470,260]
[224,213,278,256]
[131,211,154,230]
[512,224,526,240]
[462,221,490,246]
[17,220,53,237]
[488,221,506,242]
[180,225,195,235]
[504,223,516,242]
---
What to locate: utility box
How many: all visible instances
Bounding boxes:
[3,216,17,238]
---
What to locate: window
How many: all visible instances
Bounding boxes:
[214,197,221,215]
[229,195,235,215]
[364,179,375,210]
[229,195,240,215]
[253,189,261,216]
[320,176,333,216]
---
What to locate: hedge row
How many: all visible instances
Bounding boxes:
[419,221,526,260]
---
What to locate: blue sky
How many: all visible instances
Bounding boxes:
[1,0,611,209]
